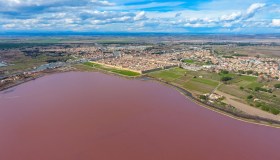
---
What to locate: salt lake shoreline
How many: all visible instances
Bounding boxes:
[146,76,280,128]
[1,69,280,128]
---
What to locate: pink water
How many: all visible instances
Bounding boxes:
[0,72,280,160]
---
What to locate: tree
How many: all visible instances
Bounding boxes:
[255,87,261,91]
[199,95,207,100]
[220,76,232,82]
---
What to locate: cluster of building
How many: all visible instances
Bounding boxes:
[215,57,280,78]
[40,46,113,60]
[203,93,224,103]
[182,49,280,79]
[23,44,280,78]
[96,55,179,73]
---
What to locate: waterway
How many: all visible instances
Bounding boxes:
[0,72,279,160]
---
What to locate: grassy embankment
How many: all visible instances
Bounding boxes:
[148,67,280,115]
[83,62,141,77]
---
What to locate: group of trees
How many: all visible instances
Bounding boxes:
[247,95,280,115]
[219,70,232,82]
[220,76,232,82]
[254,87,273,93]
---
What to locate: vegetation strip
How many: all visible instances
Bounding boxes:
[83,62,141,77]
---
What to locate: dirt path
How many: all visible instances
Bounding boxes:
[215,90,280,121]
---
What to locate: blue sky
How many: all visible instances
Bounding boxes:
[0,0,280,33]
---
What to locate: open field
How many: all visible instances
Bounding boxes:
[148,67,280,115]
[148,67,220,94]
[0,51,70,75]
[148,67,186,82]
[213,45,280,58]
[83,62,140,77]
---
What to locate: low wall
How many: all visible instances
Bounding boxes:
[92,62,179,74]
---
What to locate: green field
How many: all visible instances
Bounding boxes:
[0,53,70,75]
[83,62,140,77]
[148,67,280,114]
[192,77,219,86]
[181,78,219,93]
[182,59,195,64]
[148,67,220,94]
[148,67,186,82]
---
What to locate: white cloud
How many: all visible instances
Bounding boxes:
[134,11,146,21]
[179,3,267,28]
[0,1,278,33]
[2,24,16,28]
[247,3,266,15]
[272,19,280,27]
[220,12,242,21]
[245,3,266,19]
[175,13,181,18]
[91,0,115,6]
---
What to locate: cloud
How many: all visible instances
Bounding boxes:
[134,11,146,21]
[175,13,181,18]
[272,19,280,27]
[245,3,266,19]
[91,0,115,6]
[2,23,16,29]
[220,12,242,21]
[219,3,265,23]
[0,1,278,33]
[0,0,115,14]
[118,1,184,10]
[181,3,267,28]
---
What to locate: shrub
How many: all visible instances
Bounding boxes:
[255,87,272,93]
[220,76,232,82]
[199,95,207,100]
[247,95,253,100]
[270,108,280,115]
[261,105,270,112]
[255,87,261,91]
[220,70,229,74]
[274,84,280,88]
[255,102,262,108]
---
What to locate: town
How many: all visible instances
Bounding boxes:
[1,42,280,90]
[26,43,280,79]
